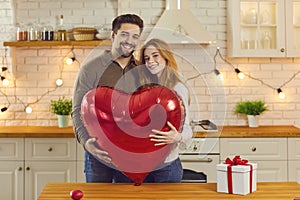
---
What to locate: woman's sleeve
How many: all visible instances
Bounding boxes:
[174,83,193,144]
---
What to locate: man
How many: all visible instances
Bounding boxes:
[72,14,144,182]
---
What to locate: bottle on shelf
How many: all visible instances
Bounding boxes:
[56,15,67,41]
[263,31,272,49]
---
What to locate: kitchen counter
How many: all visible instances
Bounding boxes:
[38,182,300,200]
[1,125,300,138]
[0,126,74,138]
[193,125,300,138]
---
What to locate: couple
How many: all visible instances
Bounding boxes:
[72,14,192,183]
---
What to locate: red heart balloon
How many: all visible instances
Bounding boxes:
[81,85,184,185]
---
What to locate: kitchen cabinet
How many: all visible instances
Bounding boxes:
[76,142,85,182]
[227,0,300,57]
[24,138,76,200]
[0,138,77,200]
[288,138,300,182]
[220,138,288,182]
[0,138,24,200]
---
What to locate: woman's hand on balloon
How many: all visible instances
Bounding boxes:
[149,121,182,146]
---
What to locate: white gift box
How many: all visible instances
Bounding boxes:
[216,163,257,195]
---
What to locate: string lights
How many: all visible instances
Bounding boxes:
[213,47,296,99]
[186,47,300,99]
[64,47,78,65]
[0,46,78,113]
[1,45,299,113]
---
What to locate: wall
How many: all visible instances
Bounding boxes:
[0,0,299,127]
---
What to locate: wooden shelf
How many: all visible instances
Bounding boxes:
[3,40,111,47]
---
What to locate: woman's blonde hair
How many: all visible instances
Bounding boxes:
[138,38,182,88]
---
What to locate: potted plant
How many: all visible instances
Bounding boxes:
[50,96,72,128]
[235,100,267,127]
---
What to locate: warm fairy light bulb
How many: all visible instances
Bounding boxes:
[2,78,9,86]
[214,69,223,81]
[56,78,63,86]
[235,68,245,79]
[25,106,32,114]
[65,57,75,65]
[277,88,286,99]
[237,72,245,79]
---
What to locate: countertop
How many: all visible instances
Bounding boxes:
[0,126,74,138]
[193,125,300,138]
[1,125,300,138]
[38,182,300,200]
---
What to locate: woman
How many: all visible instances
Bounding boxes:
[115,38,193,183]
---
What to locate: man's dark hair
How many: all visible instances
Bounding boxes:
[112,14,144,34]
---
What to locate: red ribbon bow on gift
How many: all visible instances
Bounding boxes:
[224,156,253,194]
[225,155,249,165]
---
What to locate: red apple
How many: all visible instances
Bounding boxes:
[70,189,83,200]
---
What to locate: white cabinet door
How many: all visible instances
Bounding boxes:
[285,0,300,56]
[77,161,85,182]
[0,138,24,200]
[228,0,285,57]
[24,161,76,200]
[227,0,300,57]
[0,161,24,200]
[254,160,288,182]
[24,138,77,200]
[76,142,85,182]
[288,161,300,182]
[0,138,24,160]
[25,138,76,161]
[220,138,288,182]
[220,138,287,161]
[288,138,300,182]
[288,138,300,160]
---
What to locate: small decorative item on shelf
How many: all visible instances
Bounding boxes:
[235,100,267,128]
[50,96,72,128]
[72,27,97,41]
[263,31,272,49]
[95,25,111,40]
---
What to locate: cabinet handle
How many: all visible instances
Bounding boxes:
[252,147,257,152]
[26,167,30,171]
[18,167,22,171]
[280,48,285,53]
[48,147,53,152]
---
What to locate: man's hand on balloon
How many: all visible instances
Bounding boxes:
[84,138,112,163]
[149,121,182,146]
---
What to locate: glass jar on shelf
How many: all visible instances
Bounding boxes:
[28,23,38,41]
[42,25,54,41]
[16,23,28,41]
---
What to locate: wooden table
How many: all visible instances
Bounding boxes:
[38,182,300,200]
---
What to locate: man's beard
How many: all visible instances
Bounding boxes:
[116,43,135,58]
